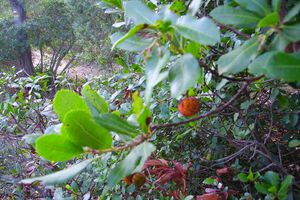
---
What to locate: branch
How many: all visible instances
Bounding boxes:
[202,15,251,39]
[85,133,150,154]
[200,60,261,82]
[215,21,251,39]
[152,77,261,130]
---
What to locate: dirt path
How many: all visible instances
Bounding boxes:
[32,51,104,79]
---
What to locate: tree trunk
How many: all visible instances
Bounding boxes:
[8,0,34,75]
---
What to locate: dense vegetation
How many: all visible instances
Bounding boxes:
[0,0,300,199]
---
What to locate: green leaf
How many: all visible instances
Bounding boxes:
[272,0,281,12]
[284,2,300,22]
[102,0,123,9]
[125,0,159,25]
[170,0,185,14]
[145,47,170,103]
[159,5,178,25]
[184,41,201,58]
[174,16,220,45]
[238,173,249,182]
[278,175,293,200]
[283,23,300,42]
[235,0,271,17]
[35,134,83,162]
[202,177,218,185]
[268,185,277,193]
[288,139,300,148]
[82,85,109,115]
[255,182,270,194]
[94,113,140,138]
[63,110,112,150]
[258,12,279,28]
[111,24,149,51]
[169,54,200,98]
[107,142,156,188]
[132,92,151,133]
[264,171,280,188]
[218,37,259,74]
[248,51,278,75]
[269,33,290,51]
[262,52,300,81]
[210,5,260,26]
[21,159,94,185]
[53,90,90,122]
[110,32,153,52]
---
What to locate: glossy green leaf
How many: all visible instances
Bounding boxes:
[63,110,112,149]
[145,47,170,103]
[53,90,90,122]
[235,0,271,16]
[288,139,300,148]
[82,85,109,114]
[210,5,260,26]
[132,92,151,133]
[125,0,159,25]
[283,23,300,42]
[107,142,156,188]
[110,32,153,52]
[218,37,259,74]
[264,171,280,188]
[258,12,279,28]
[21,158,94,185]
[174,16,220,45]
[111,24,149,51]
[36,134,83,162]
[94,113,140,138]
[284,2,300,22]
[278,175,293,200]
[169,54,200,98]
[248,51,278,75]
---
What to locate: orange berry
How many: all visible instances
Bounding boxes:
[178,97,200,117]
[132,173,146,187]
[123,174,133,184]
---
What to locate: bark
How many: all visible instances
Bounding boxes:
[8,0,34,75]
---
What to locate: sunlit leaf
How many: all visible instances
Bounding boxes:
[36,134,83,162]
[53,90,90,122]
[63,110,112,149]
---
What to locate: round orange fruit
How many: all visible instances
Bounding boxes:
[178,97,200,117]
[123,174,133,184]
[132,173,146,187]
